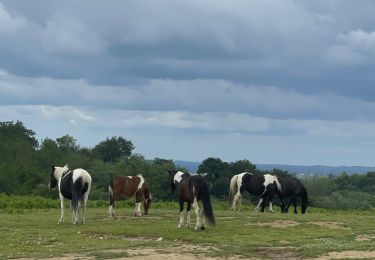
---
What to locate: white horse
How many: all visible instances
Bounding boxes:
[48,164,92,224]
[228,172,281,212]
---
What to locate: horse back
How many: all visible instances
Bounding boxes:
[112,176,144,198]
[72,168,92,185]
[242,173,266,195]
[59,171,73,200]
[278,177,305,196]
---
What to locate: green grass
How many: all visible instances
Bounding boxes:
[1,203,375,259]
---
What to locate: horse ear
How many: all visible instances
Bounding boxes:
[51,166,55,171]
[64,163,69,168]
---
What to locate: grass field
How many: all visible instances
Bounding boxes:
[1,202,375,259]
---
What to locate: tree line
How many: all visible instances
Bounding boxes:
[1,120,375,210]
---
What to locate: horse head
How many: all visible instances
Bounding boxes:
[48,164,69,190]
[48,166,58,190]
[167,170,178,193]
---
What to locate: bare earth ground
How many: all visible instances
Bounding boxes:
[9,209,375,260]
[17,248,375,260]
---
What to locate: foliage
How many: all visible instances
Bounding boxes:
[92,136,134,163]
[1,120,375,211]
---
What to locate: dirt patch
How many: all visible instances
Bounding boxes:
[82,232,158,241]
[309,221,349,230]
[17,254,95,260]
[245,220,300,228]
[355,234,375,241]
[105,245,236,259]
[314,250,375,259]
[253,246,299,259]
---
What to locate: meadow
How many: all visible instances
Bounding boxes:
[1,196,375,259]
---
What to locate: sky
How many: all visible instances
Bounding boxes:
[1,1,375,166]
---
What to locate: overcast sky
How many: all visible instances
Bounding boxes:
[1,0,375,166]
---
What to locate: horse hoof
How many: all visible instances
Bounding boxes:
[200,226,205,230]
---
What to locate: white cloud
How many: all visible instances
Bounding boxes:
[324,29,375,66]
[0,2,27,33]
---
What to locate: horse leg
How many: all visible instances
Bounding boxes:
[108,198,116,218]
[199,205,205,230]
[81,192,89,224]
[185,202,192,228]
[255,197,263,212]
[233,192,241,211]
[58,193,64,224]
[108,193,116,218]
[285,201,291,213]
[192,197,202,230]
[143,189,151,215]
[268,201,274,213]
[260,197,267,212]
[293,197,298,214]
[266,191,274,213]
[177,200,185,228]
[134,191,142,217]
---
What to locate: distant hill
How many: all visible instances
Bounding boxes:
[174,160,201,172]
[174,160,375,175]
[256,164,375,175]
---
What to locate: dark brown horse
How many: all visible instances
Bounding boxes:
[108,175,151,217]
[167,170,215,230]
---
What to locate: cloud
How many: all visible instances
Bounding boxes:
[0,2,26,33]
[325,29,375,66]
[2,70,375,123]
[1,1,375,165]
[42,14,107,56]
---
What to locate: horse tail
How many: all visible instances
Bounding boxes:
[200,182,215,226]
[109,179,114,207]
[274,176,282,193]
[72,176,88,214]
[228,174,238,207]
[143,182,151,215]
[301,186,308,214]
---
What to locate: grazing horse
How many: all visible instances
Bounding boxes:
[48,164,92,224]
[108,175,151,217]
[275,176,308,214]
[228,172,280,212]
[167,170,215,230]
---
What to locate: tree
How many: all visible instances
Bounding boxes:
[93,136,134,162]
[198,157,227,181]
[56,135,80,153]
[0,121,38,149]
[0,121,39,194]
[229,160,256,175]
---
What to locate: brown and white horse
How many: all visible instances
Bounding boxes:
[108,175,151,217]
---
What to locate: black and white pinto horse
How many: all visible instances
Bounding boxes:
[228,172,280,212]
[276,176,308,214]
[167,170,215,230]
[48,165,92,224]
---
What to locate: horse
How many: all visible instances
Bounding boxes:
[228,172,280,212]
[48,164,92,224]
[275,176,308,214]
[167,170,215,230]
[108,175,151,217]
